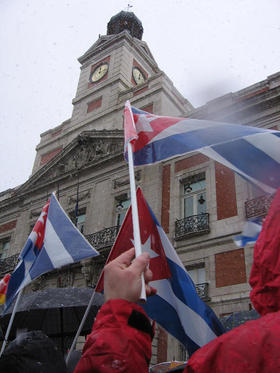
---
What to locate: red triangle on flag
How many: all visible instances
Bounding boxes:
[96,188,171,292]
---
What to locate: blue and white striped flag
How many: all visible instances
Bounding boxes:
[4,193,99,313]
[124,101,280,194]
[234,218,263,248]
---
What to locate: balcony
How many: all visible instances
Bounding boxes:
[86,226,119,251]
[245,194,274,219]
[195,282,210,301]
[175,213,210,240]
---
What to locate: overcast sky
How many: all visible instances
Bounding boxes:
[0,0,279,193]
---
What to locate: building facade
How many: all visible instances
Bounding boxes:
[0,11,280,363]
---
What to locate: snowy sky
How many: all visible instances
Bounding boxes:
[0,0,279,193]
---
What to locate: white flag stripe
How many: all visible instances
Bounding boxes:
[200,147,276,194]
[44,219,74,268]
[245,133,280,163]
[157,226,185,270]
[242,221,262,237]
[148,119,235,144]
[151,278,217,346]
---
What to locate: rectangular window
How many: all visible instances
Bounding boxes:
[0,239,10,260]
[115,194,130,227]
[70,208,86,233]
[182,173,206,218]
[187,267,206,285]
[76,213,86,233]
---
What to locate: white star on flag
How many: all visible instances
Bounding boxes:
[136,114,157,134]
[130,236,159,259]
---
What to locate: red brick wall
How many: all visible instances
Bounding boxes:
[215,162,237,220]
[215,248,247,287]
[87,97,102,113]
[157,327,167,363]
[40,147,63,165]
[133,86,148,96]
[0,220,17,233]
[161,165,170,233]
[175,154,209,173]
[141,103,153,113]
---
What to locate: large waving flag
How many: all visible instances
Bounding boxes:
[4,193,99,313]
[96,188,224,356]
[124,101,280,194]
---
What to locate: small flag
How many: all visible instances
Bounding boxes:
[4,193,99,313]
[96,187,224,356]
[0,274,11,305]
[233,217,263,247]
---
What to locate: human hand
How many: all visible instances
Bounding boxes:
[104,248,157,303]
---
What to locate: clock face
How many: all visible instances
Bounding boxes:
[90,62,109,83]
[132,66,146,85]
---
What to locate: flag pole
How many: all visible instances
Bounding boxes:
[127,141,146,301]
[0,288,23,357]
[66,290,98,365]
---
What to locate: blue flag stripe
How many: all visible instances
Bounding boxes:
[29,247,55,280]
[211,136,280,189]
[143,294,199,355]
[167,259,224,334]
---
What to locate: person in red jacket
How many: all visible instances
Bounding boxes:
[74,248,156,373]
[75,185,280,373]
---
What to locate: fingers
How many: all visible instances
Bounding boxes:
[144,266,153,282]
[129,251,150,276]
[112,247,135,267]
[146,284,157,297]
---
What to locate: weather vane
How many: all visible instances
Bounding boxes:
[126,4,133,11]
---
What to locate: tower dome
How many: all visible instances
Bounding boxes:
[107,11,143,40]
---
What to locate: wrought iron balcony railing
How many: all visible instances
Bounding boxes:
[86,226,119,251]
[175,213,210,240]
[245,194,274,219]
[195,282,210,301]
[0,253,18,277]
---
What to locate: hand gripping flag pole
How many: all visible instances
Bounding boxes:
[125,101,146,301]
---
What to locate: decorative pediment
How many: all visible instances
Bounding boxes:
[17,130,124,193]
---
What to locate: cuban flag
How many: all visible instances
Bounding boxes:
[96,188,224,356]
[0,274,11,305]
[233,217,263,248]
[4,193,99,313]
[124,101,280,194]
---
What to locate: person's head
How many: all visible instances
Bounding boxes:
[0,330,67,373]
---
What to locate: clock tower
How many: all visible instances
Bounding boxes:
[32,11,192,173]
